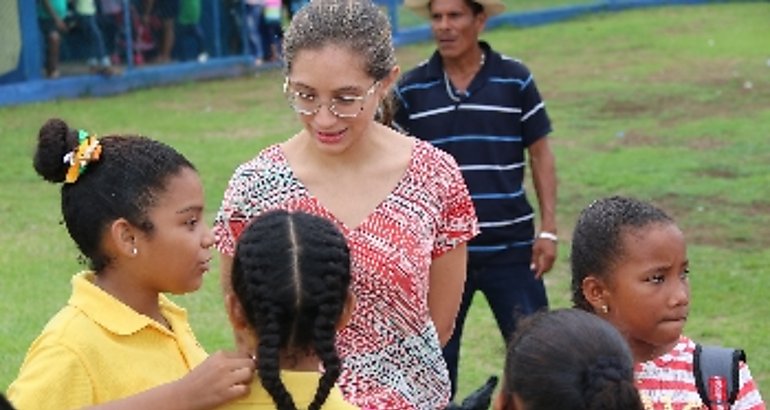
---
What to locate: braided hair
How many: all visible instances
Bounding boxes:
[501,309,643,410]
[282,0,397,126]
[231,210,351,410]
[570,196,674,311]
[32,118,195,272]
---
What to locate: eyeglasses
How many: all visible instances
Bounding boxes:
[283,78,380,119]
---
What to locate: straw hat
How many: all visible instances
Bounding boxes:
[404,0,507,19]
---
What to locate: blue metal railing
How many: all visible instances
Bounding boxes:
[0,0,718,107]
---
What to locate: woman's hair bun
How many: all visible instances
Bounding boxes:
[33,118,78,183]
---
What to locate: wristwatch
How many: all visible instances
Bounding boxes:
[537,231,558,242]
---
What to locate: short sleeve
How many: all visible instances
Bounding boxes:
[8,344,94,410]
[213,164,259,257]
[432,151,479,258]
[519,71,552,146]
[734,361,765,410]
[213,147,304,256]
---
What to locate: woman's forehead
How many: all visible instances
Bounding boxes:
[290,45,369,80]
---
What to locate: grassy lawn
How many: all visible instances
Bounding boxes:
[395,0,598,29]
[2,1,769,402]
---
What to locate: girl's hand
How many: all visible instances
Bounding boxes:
[176,350,256,410]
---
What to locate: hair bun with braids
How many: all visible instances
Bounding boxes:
[33,118,80,183]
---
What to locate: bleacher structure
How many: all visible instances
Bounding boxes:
[0,0,716,107]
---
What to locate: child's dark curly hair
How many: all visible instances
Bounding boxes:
[33,118,195,272]
[502,309,643,410]
[231,210,351,410]
[570,196,673,311]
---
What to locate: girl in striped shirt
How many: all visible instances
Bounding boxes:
[570,196,765,410]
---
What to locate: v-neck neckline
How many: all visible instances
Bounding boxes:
[275,140,417,233]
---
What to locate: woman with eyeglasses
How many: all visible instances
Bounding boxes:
[213,1,478,409]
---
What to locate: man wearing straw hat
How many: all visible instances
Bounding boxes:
[394,0,558,400]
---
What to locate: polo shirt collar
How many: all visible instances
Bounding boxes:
[68,271,187,336]
[235,371,347,406]
[426,42,494,101]
[426,41,494,81]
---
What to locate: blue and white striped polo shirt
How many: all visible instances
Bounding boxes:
[394,42,552,264]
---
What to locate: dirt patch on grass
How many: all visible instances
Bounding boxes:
[696,167,739,179]
[600,98,653,117]
[653,194,770,250]
[614,131,662,147]
[684,136,726,151]
[598,94,723,127]
[647,59,742,87]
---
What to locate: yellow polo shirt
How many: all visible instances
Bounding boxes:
[8,271,207,410]
[219,371,359,409]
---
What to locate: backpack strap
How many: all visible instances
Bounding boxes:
[693,344,746,408]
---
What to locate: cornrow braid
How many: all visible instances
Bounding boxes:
[258,308,297,410]
[232,210,351,410]
[32,118,194,272]
[584,357,642,410]
[570,196,673,311]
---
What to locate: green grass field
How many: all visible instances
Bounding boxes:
[2,2,769,402]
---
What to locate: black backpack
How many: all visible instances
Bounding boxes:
[693,344,746,409]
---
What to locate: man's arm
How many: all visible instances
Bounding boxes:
[528,136,557,279]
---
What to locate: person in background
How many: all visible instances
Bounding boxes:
[213,1,478,408]
[219,210,358,410]
[7,118,254,410]
[143,0,179,62]
[571,196,765,409]
[283,0,307,20]
[396,0,558,400]
[178,0,208,62]
[262,0,283,62]
[73,0,119,75]
[38,0,69,78]
[97,0,124,65]
[243,0,265,66]
[493,308,644,410]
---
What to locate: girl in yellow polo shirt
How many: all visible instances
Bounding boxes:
[8,118,255,410]
[220,210,358,410]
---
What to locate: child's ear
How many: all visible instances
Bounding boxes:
[492,390,520,410]
[225,293,249,330]
[336,290,356,331]
[582,275,610,315]
[107,218,138,258]
[225,293,257,352]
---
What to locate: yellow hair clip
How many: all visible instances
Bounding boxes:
[63,129,103,184]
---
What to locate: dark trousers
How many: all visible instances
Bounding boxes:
[76,14,108,63]
[442,259,548,399]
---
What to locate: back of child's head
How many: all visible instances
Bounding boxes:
[499,308,643,410]
[231,210,351,410]
[570,195,674,311]
[32,118,195,272]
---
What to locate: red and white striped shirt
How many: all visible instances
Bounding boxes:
[635,336,765,410]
